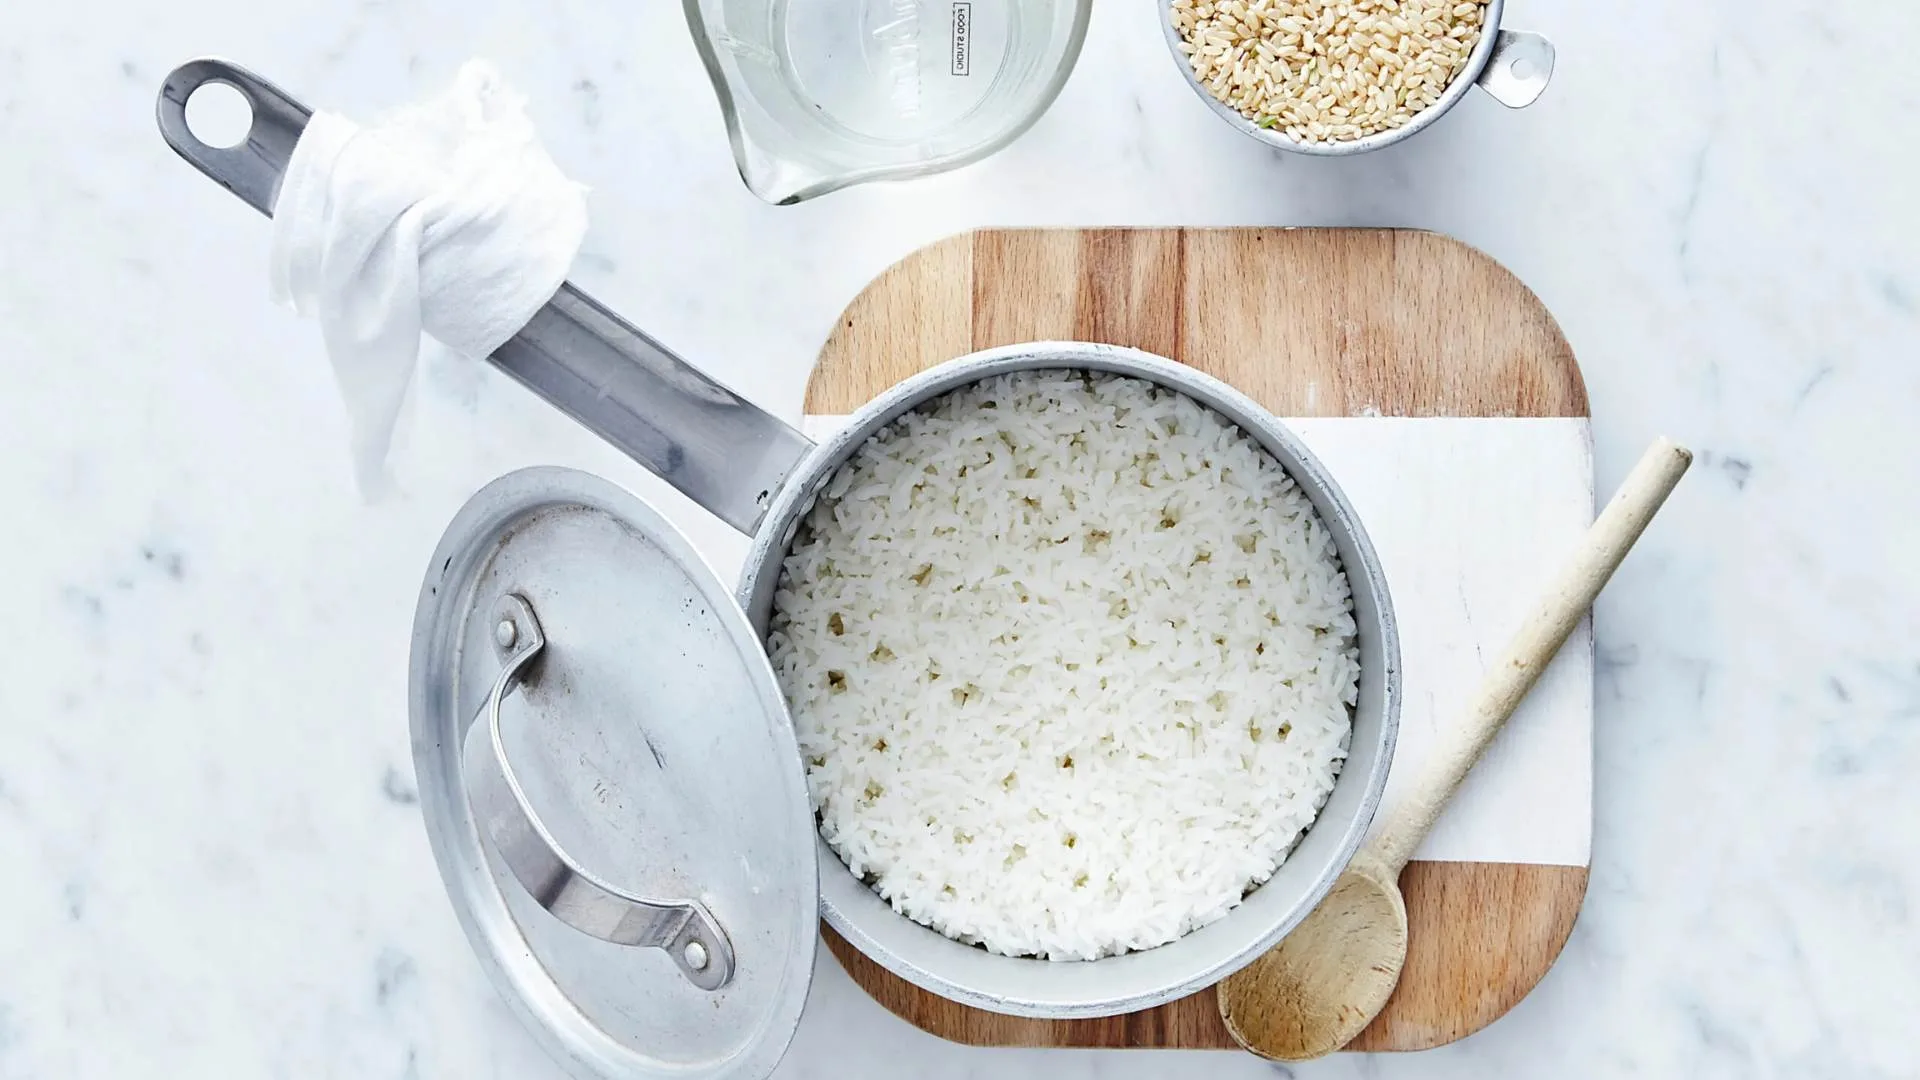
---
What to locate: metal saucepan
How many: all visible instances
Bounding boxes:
[157,59,1400,1020]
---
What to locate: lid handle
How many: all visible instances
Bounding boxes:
[463,593,736,991]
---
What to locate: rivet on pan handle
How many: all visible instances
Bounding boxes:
[463,593,736,991]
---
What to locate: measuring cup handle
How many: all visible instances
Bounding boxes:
[463,594,736,990]
[1474,30,1556,109]
[155,58,813,536]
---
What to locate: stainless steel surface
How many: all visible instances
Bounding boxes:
[495,288,812,535]
[1475,30,1557,110]
[156,58,308,214]
[412,468,817,1080]
[738,342,1402,1018]
[164,55,1401,1029]
[464,593,736,992]
[155,58,813,536]
[1157,0,1554,156]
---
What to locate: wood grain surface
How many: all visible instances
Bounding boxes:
[804,228,1591,1052]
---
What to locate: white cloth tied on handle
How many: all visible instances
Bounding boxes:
[268,60,588,496]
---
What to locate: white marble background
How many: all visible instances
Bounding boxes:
[1,0,1915,1077]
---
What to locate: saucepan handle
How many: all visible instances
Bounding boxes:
[464,593,736,990]
[1474,30,1556,109]
[155,58,813,536]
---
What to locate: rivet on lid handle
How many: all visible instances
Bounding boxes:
[463,592,737,992]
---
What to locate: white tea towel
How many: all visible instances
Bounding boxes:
[268,60,588,496]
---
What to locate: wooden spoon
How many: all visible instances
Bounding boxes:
[1219,436,1694,1062]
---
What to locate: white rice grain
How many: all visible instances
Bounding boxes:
[768,371,1358,960]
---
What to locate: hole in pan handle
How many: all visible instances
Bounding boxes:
[461,593,736,991]
[152,58,812,537]
[156,58,312,217]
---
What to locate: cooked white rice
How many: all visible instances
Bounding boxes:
[767,371,1359,961]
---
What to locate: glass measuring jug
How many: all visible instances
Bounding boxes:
[685,0,1091,204]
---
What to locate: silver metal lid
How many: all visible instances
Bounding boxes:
[409,467,817,1080]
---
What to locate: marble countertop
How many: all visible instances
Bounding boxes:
[3,0,1916,1076]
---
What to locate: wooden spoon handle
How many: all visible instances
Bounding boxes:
[1365,437,1693,873]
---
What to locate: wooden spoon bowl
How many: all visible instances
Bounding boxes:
[1219,853,1407,1060]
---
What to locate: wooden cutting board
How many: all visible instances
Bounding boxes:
[803,228,1590,1052]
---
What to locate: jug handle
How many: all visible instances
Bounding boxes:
[156,58,814,536]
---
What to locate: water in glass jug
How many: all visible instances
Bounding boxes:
[686,0,1091,204]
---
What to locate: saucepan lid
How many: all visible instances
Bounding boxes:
[408,465,818,1079]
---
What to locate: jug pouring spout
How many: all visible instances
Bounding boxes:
[684,0,1092,204]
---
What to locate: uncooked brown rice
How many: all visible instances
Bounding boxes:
[1170,0,1488,144]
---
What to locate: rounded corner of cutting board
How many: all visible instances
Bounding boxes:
[802,227,1595,1053]
[1382,229,1591,418]
[1341,861,1590,1052]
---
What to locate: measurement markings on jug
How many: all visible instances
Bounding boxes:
[875,0,923,119]
[950,3,972,76]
